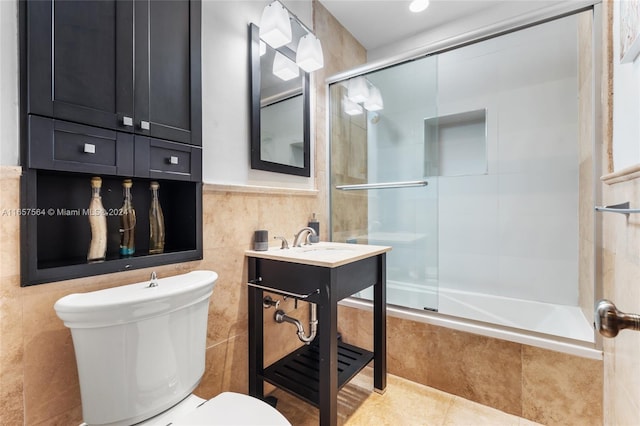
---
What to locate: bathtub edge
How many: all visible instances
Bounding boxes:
[339,297,604,361]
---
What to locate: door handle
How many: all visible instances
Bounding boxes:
[594,299,640,338]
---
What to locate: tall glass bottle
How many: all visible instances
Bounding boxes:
[119,179,136,256]
[87,176,107,262]
[149,181,165,254]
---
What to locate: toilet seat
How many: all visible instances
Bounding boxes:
[137,392,291,426]
[171,392,291,426]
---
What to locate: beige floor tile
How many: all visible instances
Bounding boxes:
[271,368,537,426]
[443,396,539,426]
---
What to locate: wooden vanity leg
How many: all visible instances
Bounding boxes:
[374,253,387,393]
[248,258,264,399]
[318,276,338,426]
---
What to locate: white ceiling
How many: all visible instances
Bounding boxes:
[317,0,563,51]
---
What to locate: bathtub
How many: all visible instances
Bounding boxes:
[348,280,601,360]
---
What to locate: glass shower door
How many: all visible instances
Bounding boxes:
[329,56,439,311]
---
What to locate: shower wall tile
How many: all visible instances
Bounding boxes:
[387,316,434,386]
[338,305,603,424]
[319,0,368,247]
[496,78,578,175]
[426,327,522,416]
[338,304,373,351]
[438,175,499,291]
[577,9,595,325]
[522,346,603,426]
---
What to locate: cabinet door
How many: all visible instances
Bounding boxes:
[27,0,135,132]
[134,0,202,146]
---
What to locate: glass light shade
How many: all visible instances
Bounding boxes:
[342,96,363,116]
[296,34,324,72]
[364,86,384,111]
[273,51,299,81]
[347,77,370,103]
[409,0,430,13]
[260,1,292,48]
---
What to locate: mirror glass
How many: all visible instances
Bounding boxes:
[250,22,310,177]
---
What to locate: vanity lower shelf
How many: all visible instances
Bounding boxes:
[262,340,373,408]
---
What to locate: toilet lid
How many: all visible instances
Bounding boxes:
[171,392,291,426]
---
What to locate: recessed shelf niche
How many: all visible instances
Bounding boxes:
[424,109,487,177]
[23,170,201,284]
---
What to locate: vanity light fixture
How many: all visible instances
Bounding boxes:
[364,86,384,111]
[258,0,325,80]
[343,96,363,116]
[273,51,300,81]
[347,77,370,103]
[260,1,292,48]
[296,33,324,72]
[409,0,430,13]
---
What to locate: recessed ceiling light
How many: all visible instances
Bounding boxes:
[409,0,430,13]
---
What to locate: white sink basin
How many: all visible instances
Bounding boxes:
[246,241,391,268]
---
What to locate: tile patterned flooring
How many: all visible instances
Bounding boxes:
[270,368,542,426]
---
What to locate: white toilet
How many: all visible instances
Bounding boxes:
[54,270,290,426]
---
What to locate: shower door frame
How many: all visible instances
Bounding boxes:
[326,0,604,350]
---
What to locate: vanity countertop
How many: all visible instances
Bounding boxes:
[245,241,391,268]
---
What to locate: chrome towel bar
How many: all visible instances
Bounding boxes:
[594,201,640,215]
[248,279,319,300]
[335,180,428,191]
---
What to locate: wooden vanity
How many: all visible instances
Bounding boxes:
[246,242,390,426]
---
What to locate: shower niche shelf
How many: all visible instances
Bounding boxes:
[424,108,487,177]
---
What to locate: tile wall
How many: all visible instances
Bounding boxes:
[336,305,603,425]
[600,171,640,424]
[0,1,366,424]
[0,1,619,425]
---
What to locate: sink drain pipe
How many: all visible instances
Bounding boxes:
[274,303,317,345]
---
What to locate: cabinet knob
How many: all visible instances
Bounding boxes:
[169,156,179,165]
[122,116,133,126]
[140,120,150,130]
[83,143,96,154]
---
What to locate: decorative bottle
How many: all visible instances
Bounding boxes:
[148,181,165,254]
[119,179,136,256]
[87,176,107,262]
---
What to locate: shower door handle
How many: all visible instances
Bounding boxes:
[335,180,428,191]
[594,299,640,338]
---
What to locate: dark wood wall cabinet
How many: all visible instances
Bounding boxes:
[20,0,203,286]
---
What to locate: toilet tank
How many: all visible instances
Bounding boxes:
[54,270,218,426]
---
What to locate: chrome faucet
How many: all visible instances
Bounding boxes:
[292,227,317,247]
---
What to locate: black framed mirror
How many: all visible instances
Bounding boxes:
[249,23,311,177]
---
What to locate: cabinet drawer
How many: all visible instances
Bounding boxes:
[134,137,202,181]
[28,115,134,175]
